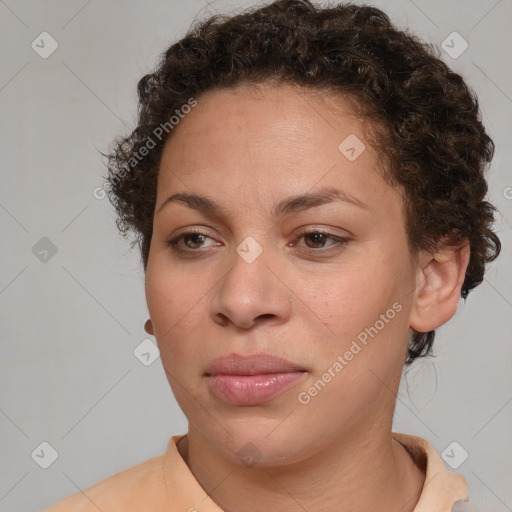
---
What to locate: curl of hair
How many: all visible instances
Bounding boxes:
[104,0,501,365]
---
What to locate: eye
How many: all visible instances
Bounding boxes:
[292,229,349,255]
[166,230,218,253]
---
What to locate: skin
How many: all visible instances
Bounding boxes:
[144,82,470,512]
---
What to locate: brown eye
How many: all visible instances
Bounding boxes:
[294,229,350,256]
[182,233,207,249]
[166,230,218,254]
[303,232,329,248]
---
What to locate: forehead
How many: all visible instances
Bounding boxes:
[156,83,397,216]
[162,83,365,153]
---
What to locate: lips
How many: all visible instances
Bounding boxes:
[205,353,305,376]
[205,353,307,406]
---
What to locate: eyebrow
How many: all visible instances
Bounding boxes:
[156,186,368,219]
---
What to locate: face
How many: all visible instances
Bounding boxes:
[145,83,420,467]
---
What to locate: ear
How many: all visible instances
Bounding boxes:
[410,238,471,333]
[144,318,154,335]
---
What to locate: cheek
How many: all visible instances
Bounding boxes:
[146,250,200,322]
[306,260,395,329]
[145,257,212,363]
[303,247,413,356]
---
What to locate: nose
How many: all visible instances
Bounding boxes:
[210,245,291,330]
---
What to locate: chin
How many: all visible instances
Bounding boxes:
[205,420,321,469]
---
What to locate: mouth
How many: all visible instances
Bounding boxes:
[205,352,306,376]
[205,353,307,406]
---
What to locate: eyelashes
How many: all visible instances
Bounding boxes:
[165,228,350,257]
[166,231,218,253]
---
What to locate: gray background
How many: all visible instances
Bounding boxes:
[0,0,511,511]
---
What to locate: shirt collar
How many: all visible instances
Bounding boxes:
[163,432,469,512]
[392,432,469,511]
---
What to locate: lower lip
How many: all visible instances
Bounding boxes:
[207,372,306,405]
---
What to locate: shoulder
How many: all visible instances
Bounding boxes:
[44,453,168,512]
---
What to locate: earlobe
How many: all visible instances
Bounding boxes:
[144,318,154,335]
[410,239,471,333]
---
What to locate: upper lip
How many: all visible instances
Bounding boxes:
[205,353,305,376]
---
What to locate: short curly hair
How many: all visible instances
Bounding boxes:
[104,0,500,365]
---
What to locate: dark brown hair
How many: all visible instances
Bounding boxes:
[104,0,500,364]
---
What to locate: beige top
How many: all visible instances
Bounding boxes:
[44,432,471,511]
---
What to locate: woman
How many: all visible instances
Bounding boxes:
[45,1,500,510]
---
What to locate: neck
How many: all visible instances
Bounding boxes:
[178,424,425,512]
